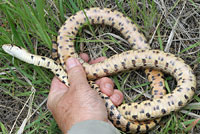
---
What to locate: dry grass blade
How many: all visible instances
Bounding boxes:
[0,0,199,133]
[185,118,200,132]
[10,72,36,134]
[180,110,200,118]
[164,1,186,52]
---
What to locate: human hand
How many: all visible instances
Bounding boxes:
[47,54,124,133]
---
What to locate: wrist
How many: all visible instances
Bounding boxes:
[59,113,109,133]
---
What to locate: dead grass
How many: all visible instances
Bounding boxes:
[0,0,199,133]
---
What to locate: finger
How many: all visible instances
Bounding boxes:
[47,77,69,111]
[89,57,107,64]
[79,53,89,62]
[95,77,114,96]
[50,76,69,93]
[79,53,107,64]
[110,90,124,106]
[66,57,89,88]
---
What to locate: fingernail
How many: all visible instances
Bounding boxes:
[66,57,79,70]
[104,83,113,95]
[104,83,112,89]
[112,94,121,102]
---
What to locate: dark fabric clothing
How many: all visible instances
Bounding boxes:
[68,120,120,134]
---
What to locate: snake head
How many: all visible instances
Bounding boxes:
[2,44,31,63]
[3,44,18,56]
[2,44,25,56]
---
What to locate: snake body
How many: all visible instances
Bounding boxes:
[2,7,196,133]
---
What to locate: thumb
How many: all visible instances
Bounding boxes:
[66,57,89,87]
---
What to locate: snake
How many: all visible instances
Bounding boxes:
[2,7,196,133]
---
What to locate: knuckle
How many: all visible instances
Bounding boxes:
[70,66,83,74]
[101,77,112,82]
[74,83,90,90]
[100,77,113,85]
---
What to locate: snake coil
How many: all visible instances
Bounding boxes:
[2,8,196,133]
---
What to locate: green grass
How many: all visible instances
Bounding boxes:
[0,0,199,134]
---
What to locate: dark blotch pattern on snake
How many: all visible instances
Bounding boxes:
[2,7,196,133]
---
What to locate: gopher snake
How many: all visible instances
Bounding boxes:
[2,8,196,133]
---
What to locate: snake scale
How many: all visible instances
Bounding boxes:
[2,7,196,133]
